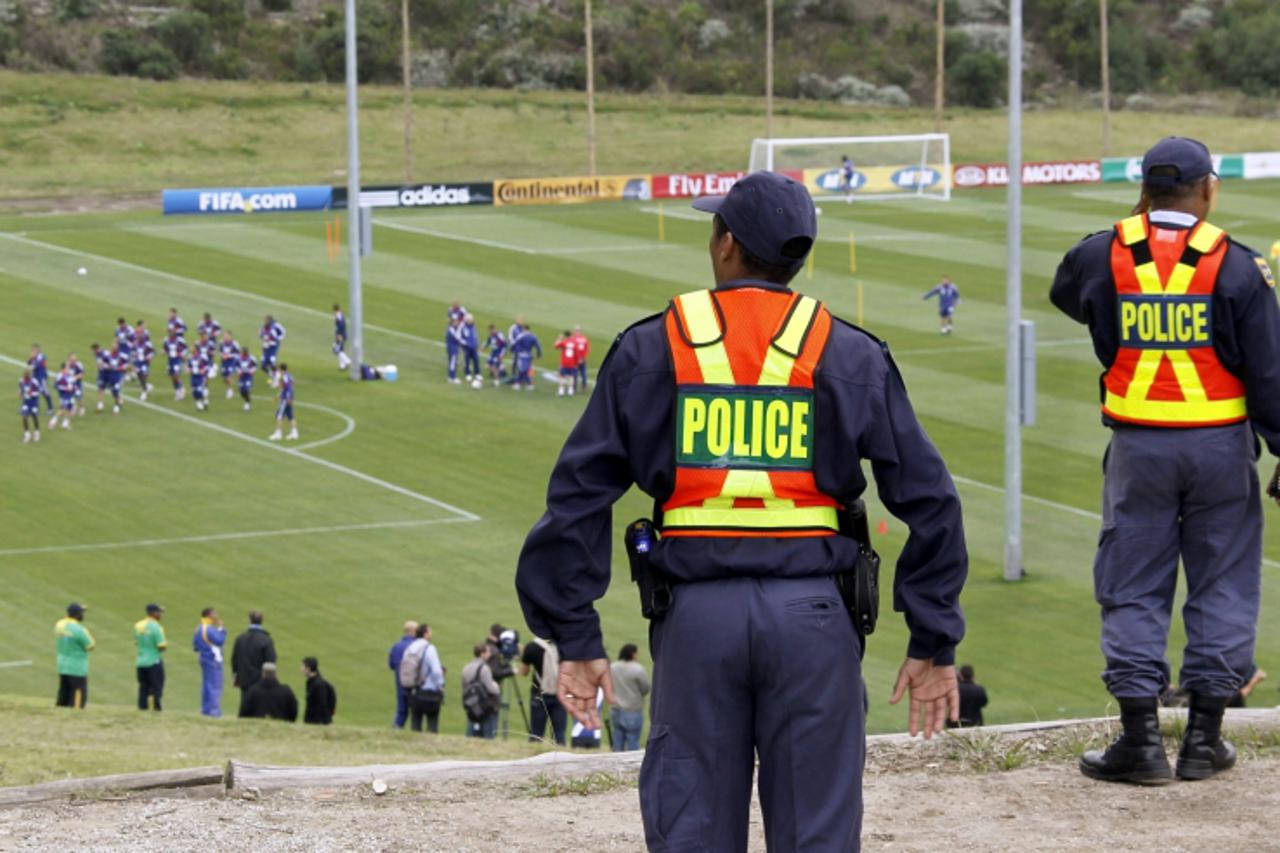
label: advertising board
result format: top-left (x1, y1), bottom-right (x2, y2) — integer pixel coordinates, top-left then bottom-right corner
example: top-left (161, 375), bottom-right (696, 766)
top-left (163, 186), bottom-right (333, 215)
top-left (953, 160), bottom-right (1101, 188)
top-left (333, 183), bottom-right (494, 209)
top-left (493, 175), bottom-right (652, 206)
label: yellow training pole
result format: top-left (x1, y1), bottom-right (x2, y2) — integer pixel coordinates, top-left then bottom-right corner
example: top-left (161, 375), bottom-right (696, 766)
top-left (849, 231), bottom-right (857, 274)
top-left (856, 280), bottom-right (864, 327)
top-left (658, 203), bottom-right (666, 242)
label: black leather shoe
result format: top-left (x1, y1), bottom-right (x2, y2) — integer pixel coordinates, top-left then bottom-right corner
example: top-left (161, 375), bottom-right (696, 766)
top-left (1079, 697), bottom-right (1172, 785)
top-left (1176, 694), bottom-right (1236, 781)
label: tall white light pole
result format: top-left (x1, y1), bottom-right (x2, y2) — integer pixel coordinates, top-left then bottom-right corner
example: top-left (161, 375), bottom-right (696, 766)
top-left (345, 0), bottom-right (364, 378)
top-left (1004, 0), bottom-right (1024, 581)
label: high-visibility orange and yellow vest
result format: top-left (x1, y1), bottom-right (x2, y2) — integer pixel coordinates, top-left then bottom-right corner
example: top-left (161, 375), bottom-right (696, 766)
top-left (1102, 214), bottom-right (1247, 428)
top-left (661, 286), bottom-right (840, 537)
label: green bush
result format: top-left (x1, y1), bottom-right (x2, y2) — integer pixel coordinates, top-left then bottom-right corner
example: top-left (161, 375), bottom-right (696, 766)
top-left (56, 0), bottom-right (99, 23)
top-left (210, 48), bottom-right (249, 80)
top-left (136, 44), bottom-right (180, 80)
top-left (0, 23), bottom-right (14, 65)
top-left (261, 0), bottom-right (293, 11)
top-left (949, 50), bottom-right (1004, 108)
top-left (155, 10), bottom-right (213, 70)
top-left (99, 29), bottom-right (179, 80)
top-left (191, 0), bottom-right (246, 42)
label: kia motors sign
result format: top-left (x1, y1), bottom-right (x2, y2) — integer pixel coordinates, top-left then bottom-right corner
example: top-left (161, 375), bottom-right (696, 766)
top-left (953, 160), bottom-right (1101, 188)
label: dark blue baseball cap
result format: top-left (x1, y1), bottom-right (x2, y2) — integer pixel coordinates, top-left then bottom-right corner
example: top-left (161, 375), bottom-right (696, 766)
top-left (692, 171), bottom-right (817, 272)
top-left (1142, 137), bottom-right (1215, 187)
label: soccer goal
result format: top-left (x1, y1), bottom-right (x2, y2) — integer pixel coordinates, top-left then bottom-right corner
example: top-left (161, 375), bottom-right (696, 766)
top-left (748, 133), bottom-right (951, 201)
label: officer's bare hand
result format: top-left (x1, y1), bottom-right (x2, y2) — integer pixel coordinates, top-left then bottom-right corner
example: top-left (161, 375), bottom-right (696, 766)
top-left (889, 657), bottom-right (959, 740)
top-left (557, 659), bottom-right (616, 730)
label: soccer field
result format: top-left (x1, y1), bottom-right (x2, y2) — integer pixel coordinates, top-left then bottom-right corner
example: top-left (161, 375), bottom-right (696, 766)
top-left (3, 181), bottom-right (1280, 736)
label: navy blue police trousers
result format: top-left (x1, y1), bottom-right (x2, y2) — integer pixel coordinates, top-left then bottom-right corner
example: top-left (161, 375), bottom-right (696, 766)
top-left (1094, 423), bottom-right (1261, 699)
top-left (641, 575), bottom-right (864, 852)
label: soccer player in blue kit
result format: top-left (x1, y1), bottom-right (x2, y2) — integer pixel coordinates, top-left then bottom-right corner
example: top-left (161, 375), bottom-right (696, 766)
top-left (922, 276), bottom-right (960, 334)
top-left (260, 315), bottom-right (286, 385)
top-left (236, 347), bottom-right (257, 412)
top-left (269, 364), bottom-right (298, 441)
top-left (68, 353), bottom-right (85, 416)
top-left (27, 344), bottom-right (54, 416)
top-left (198, 312), bottom-right (222, 345)
top-left (163, 332), bottom-right (187, 401)
top-left (90, 343), bottom-right (123, 415)
top-left (134, 333), bottom-right (155, 401)
top-left (333, 304), bottom-right (351, 371)
top-left (218, 331), bottom-right (240, 399)
top-left (167, 308), bottom-right (187, 340)
top-left (187, 346), bottom-right (212, 412)
top-left (461, 315), bottom-right (482, 385)
top-left (53, 363), bottom-right (75, 430)
top-left (509, 327), bottom-right (542, 391)
top-left (19, 369), bottom-right (41, 443)
top-left (484, 324), bottom-right (508, 387)
top-left (445, 316), bottom-right (464, 384)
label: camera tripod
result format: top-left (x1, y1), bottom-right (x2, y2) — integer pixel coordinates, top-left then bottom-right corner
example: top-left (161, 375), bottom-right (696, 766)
top-left (498, 673), bottom-right (529, 740)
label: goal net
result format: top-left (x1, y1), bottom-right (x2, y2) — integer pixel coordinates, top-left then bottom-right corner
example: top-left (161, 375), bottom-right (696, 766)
top-left (748, 134), bottom-right (951, 201)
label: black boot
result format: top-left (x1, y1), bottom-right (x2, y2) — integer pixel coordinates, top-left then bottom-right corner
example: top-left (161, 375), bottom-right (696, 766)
top-left (1176, 693), bottom-right (1236, 781)
top-left (1079, 697), bottom-right (1172, 785)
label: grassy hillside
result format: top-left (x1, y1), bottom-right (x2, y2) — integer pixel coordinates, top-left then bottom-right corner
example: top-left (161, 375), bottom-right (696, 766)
top-left (5, 72), bottom-right (1280, 202)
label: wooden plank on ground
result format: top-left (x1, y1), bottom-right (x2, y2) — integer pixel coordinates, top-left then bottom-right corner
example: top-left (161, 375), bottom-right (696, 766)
top-left (0, 766), bottom-right (224, 808)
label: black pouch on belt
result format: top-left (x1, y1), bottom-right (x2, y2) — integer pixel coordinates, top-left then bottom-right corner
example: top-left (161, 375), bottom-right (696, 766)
top-left (835, 499), bottom-right (881, 638)
top-left (626, 518), bottom-right (672, 621)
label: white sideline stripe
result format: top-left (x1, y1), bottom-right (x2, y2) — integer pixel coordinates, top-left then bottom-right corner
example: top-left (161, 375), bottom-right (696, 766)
top-left (892, 338), bottom-right (1092, 357)
top-left (951, 474), bottom-right (1280, 570)
top-left (0, 519), bottom-right (466, 558)
top-left (292, 401), bottom-right (355, 451)
top-left (0, 660), bottom-right (34, 669)
top-left (636, 205), bottom-right (924, 241)
top-left (375, 220), bottom-right (538, 255)
top-left (0, 353), bottom-right (480, 522)
top-left (0, 232), bottom-right (445, 350)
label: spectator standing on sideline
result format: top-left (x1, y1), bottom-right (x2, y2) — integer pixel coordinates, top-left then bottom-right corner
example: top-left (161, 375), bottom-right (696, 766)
top-left (951, 664), bottom-right (988, 728)
top-left (462, 643), bottom-right (502, 738)
top-left (192, 607), bottom-right (226, 717)
top-left (519, 636), bottom-right (566, 745)
top-left (134, 604), bottom-right (167, 711)
top-left (241, 662), bottom-right (298, 722)
top-left (232, 610), bottom-right (277, 717)
top-left (609, 644), bottom-right (650, 751)
top-left (55, 603), bottom-right (94, 709)
top-left (302, 657), bottom-right (337, 725)
top-left (388, 620), bottom-right (418, 728)
top-left (485, 623), bottom-right (514, 683)
top-left (403, 623), bottom-right (445, 734)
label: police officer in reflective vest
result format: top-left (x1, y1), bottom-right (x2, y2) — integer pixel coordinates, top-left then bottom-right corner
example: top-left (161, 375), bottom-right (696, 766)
top-left (516, 171), bottom-right (968, 850)
top-left (1051, 136), bottom-right (1280, 785)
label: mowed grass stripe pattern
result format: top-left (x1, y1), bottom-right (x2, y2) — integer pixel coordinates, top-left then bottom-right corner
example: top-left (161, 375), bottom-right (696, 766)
top-left (3, 181), bottom-right (1280, 734)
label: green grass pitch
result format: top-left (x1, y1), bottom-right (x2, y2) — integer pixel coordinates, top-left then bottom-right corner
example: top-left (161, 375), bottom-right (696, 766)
top-left (2, 181), bottom-right (1279, 736)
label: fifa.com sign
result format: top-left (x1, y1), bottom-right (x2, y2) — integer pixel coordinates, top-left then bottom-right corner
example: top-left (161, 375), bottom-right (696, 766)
top-left (163, 186), bottom-right (334, 215)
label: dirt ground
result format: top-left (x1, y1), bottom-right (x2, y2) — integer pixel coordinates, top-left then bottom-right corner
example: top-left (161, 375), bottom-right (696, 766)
top-left (2, 754), bottom-right (1279, 852)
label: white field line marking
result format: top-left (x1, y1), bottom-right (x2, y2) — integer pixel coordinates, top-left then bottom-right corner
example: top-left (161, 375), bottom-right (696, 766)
top-left (892, 338), bottom-right (1092, 357)
top-left (538, 244), bottom-right (677, 255)
top-left (638, 206), bottom-right (924, 241)
top-left (375, 220), bottom-right (539, 255)
top-left (951, 474), bottom-right (1280, 571)
top-left (0, 518), bottom-right (467, 558)
top-left (0, 353), bottom-right (479, 522)
top-left (0, 232), bottom-right (444, 350)
top-left (292, 401), bottom-right (355, 451)
top-left (0, 660), bottom-right (34, 669)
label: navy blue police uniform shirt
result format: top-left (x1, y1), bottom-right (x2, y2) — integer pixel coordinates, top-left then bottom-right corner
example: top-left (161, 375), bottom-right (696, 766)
top-left (515, 279), bottom-right (968, 665)
top-left (1049, 212), bottom-right (1280, 455)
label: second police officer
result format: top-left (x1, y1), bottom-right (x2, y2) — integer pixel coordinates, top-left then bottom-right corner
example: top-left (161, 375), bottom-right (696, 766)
top-left (516, 171), bottom-right (968, 850)
top-left (1051, 136), bottom-right (1280, 784)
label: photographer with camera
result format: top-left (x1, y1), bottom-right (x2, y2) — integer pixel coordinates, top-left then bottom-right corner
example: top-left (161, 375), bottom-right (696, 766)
top-left (485, 624), bottom-right (516, 682)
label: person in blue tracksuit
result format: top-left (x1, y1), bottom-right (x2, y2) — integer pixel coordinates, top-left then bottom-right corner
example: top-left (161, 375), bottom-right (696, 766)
top-left (445, 316), bottom-right (464, 384)
top-left (28, 344), bottom-right (54, 415)
top-left (509, 328), bottom-right (542, 391)
top-left (193, 608), bottom-right (227, 717)
top-left (922, 276), bottom-right (960, 334)
top-left (461, 315), bottom-right (481, 383)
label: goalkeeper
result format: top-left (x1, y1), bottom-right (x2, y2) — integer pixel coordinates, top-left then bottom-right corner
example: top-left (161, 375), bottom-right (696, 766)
top-left (922, 276), bottom-right (960, 335)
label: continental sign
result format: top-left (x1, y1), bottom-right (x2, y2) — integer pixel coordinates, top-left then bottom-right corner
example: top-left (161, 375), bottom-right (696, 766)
top-left (952, 160), bottom-right (1101, 188)
top-left (1119, 295), bottom-right (1211, 349)
top-left (677, 388), bottom-right (814, 470)
top-left (493, 174), bottom-right (652, 206)
top-left (802, 165), bottom-right (947, 196)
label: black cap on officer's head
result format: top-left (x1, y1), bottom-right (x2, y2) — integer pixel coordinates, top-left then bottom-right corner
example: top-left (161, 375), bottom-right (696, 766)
top-left (146, 603), bottom-right (164, 615)
top-left (1142, 137), bottom-right (1215, 188)
top-left (692, 171), bottom-right (817, 273)
top-left (67, 603), bottom-right (87, 617)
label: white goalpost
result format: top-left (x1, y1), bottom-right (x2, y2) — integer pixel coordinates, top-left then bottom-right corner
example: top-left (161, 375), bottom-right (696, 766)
top-left (748, 133), bottom-right (952, 201)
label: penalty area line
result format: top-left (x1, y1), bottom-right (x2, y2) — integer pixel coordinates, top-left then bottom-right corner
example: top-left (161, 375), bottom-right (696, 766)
top-left (0, 353), bottom-right (479, 523)
top-left (0, 518), bottom-right (468, 558)
top-left (0, 660), bottom-right (34, 669)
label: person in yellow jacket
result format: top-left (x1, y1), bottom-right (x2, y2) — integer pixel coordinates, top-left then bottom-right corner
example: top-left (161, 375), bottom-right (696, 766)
top-left (55, 603), bottom-right (94, 709)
